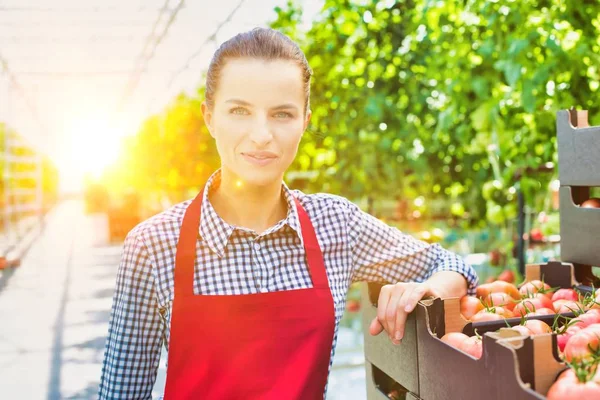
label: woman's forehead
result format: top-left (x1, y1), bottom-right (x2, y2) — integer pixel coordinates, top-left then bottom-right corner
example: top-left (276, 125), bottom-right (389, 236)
top-left (216, 58), bottom-right (304, 104)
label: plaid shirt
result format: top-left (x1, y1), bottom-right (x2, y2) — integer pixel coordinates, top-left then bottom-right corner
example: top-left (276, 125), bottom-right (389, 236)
top-left (99, 169), bottom-right (478, 399)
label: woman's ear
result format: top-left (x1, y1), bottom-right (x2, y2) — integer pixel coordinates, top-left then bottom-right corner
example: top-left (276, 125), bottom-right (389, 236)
top-left (303, 109), bottom-right (312, 131)
top-left (201, 101), bottom-right (215, 138)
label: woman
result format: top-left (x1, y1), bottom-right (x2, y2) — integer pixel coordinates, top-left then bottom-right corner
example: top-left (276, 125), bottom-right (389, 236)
top-left (99, 27), bottom-right (478, 399)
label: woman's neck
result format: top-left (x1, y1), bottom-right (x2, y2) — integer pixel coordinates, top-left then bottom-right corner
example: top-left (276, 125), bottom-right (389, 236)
top-left (209, 169), bottom-right (288, 235)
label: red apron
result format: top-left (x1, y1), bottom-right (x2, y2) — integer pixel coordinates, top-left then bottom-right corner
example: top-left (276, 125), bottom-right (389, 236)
top-left (163, 188), bottom-right (336, 399)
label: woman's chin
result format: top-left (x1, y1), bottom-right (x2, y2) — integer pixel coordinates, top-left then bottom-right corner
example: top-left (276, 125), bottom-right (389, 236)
top-left (229, 168), bottom-right (283, 189)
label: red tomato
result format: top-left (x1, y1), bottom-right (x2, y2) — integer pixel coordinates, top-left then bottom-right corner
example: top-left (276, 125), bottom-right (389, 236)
top-left (552, 288), bottom-right (579, 303)
top-left (555, 300), bottom-right (584, 314)
top-left (492, 280), bottom-right (521, 299)
top-left (440, 332), bottom-right (482, 359)
top-left (460, 296), bottom-right (485, 320)
top-left (523, 319), bottom-right (552, 335)
top-left (513, 298), bottom-right (548, 316)
top-left (471, 310), bottom-right (505, 322)
top-left (571, 312), bottom-right (600, 329)
top-left (553, 299), bottom-right (570, 311)
top-left (526, 307), bottom-right (555, 316)
top-left (497, 269), bottom-right (515, 283)
top-left (584, 323), bottom-right (600, 334)
top-left (527, 293), bottom-right (555, 309)
top-left (519, 280), bottom-right (552, 298)
top-left (557, 326), bottom-right (583, 353)
top-left (563, 326), bottom-right (600, 362)
top-left (588, 294), bottom-right (600, 310)
top-left (493, 306), bottom-right (514, 318)
top-left (510, 325), bottom-right (532, 336)
top-left (547, 368), bottom-right (600, 399)
top-left (460, 336), bottom-right (483, 359)
top-left (484, 292), bottom-right (516, 311)
top-left (441, 332), bottom-right (469, 348)
top-left (476, 281), bottom-right (520, 300)
top-left (346, 300), bottom-right (360, 312)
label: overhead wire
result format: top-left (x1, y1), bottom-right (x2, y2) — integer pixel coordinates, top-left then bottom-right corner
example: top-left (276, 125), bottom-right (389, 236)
top-left (147, 0), bottom-right (246, 111)
top-left (116, 0), bottom-right (186, 112)
top-left (0, 52), bottom-right (48, 148)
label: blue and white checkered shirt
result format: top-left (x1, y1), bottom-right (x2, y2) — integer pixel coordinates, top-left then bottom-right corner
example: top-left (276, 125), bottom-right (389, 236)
top-left (99, 169), bottom-right (478, 399)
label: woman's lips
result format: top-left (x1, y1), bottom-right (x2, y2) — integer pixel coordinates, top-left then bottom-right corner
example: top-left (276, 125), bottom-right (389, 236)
top-left (241, 152), bottom-right (277, 166)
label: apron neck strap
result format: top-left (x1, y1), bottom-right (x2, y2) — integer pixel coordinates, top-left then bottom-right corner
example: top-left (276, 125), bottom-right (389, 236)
top-left (174, 189), bottom-right (329, 297)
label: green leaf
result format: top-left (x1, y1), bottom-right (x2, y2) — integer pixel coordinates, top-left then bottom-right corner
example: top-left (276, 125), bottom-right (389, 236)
top-left (504, 61), bottom-right (522, 87)
top-left (522, 79), bottom-right (536, 113)
top-left (507, 38), bottom-right (529, 58)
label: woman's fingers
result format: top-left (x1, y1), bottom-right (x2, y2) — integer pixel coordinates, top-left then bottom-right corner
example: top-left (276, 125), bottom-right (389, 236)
top-left (369, 283), bottom-right (430, 345)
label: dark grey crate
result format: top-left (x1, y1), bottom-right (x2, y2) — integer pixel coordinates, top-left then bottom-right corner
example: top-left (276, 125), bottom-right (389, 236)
top-left (559, 186), bottom-right (600, 266)
top-left (556, 109), bottom-right (600, 186)
top-left (360, 283), bottom-right (420, 396)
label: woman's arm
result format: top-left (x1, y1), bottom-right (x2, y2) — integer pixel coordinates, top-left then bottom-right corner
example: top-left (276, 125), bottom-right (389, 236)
top-left (98, 231), bottom-right (164, 400)
top-left (346, 201), bottom-right (478, 344)
top-left (347, 201), bottom-right (478, 292)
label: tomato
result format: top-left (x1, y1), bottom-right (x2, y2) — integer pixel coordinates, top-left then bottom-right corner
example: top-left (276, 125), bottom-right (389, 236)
top-left (563, 326), bottom-right (600, 362)
top-left (476, 281), bottom-right (520, 300)
top-left (555, 300), bottom-right (584, 314)
top-left (440, 332), bottom-right (482, 359)
top-left (571, 312), bottom-right (600, 329)
top-left (471, 310), bottom-right (505, 322)
top-left (553, 299), bottom-right (570, 311)
top-left (557, 326), bottom-right (583, 353)
top-left (513, 298), bottom-right (548, 316)
top-left (584, 323), bottom-right (600, 334)
top-left (460, 296), bottom-right (485, 320)
top-left (492, 281), bottom-right (521, 299)
top-left (482, 180), bottom-right (504, 202)
top-left (526, 307), bottom-right (555, 316)
top-left (552, 288), bottom-right (580, 303)
top-left (587, 294), bottom-right (600, 310)
top-left (523, 319), bottom-right (552, 335)
top-left (547, 368), bottom-right (600, 400)
top-left (483, 292), bottom-right (516, 311)
top-left (527, 293), bottom-right (555, 309)
top-left (441, 332), bottom-right (469, 348)
top-left (460, 336), bottom-right (483, 359)
top-left (346, 300), bottom-right (360, 312)
top-left (519, 280), bottom-right (552, 298)
top-left (510, 325), bottom-right (532, 336)
top-left (497, 269), bottom-right (515, 283)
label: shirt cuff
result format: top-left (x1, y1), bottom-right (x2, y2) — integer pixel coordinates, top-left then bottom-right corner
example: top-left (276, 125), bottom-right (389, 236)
top-left (428, 244), bottom-right (479, 296)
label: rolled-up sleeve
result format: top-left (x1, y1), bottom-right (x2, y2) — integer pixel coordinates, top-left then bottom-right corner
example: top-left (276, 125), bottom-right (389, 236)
top-left (347, 202), bottom-right (478, 295)
top-left (99, 230), bottom-right (164, 399)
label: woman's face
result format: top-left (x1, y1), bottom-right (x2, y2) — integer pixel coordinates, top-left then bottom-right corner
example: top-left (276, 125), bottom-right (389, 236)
top-left (202, 58), bottom-right (311, 187)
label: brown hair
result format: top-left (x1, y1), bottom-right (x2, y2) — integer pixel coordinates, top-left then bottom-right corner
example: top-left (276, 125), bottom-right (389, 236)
top-left (205, 27), bottom-right (312, 114)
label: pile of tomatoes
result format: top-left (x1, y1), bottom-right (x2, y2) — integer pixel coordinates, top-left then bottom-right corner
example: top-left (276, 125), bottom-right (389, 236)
top-left (460, 279), bottom-right (600, 322)
top-left (451, 278), bottom-right (600, 397)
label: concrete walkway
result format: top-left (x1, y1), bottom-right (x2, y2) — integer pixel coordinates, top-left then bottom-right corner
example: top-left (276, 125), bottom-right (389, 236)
top-left (0, 200), bottom-right (367, 399)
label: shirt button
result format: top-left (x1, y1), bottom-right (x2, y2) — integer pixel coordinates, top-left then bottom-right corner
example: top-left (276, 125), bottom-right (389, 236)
top-left (254, 242), bottom-right (261, 250)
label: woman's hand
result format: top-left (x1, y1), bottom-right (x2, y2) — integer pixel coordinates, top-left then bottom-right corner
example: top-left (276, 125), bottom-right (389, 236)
top-left (368, 272), bottom-right (468, 345)
top-left (368, 282), bottom-right (438, 345)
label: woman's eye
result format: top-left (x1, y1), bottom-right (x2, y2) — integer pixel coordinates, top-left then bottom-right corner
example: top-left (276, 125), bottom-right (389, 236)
top-left (274, 112), bottom-right (293, 119)
top-left (231, 107), bottom-right (248, 115)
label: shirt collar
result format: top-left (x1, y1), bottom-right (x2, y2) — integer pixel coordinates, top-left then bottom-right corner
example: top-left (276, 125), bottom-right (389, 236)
top-left (199, 169), bottom-right (303, 258)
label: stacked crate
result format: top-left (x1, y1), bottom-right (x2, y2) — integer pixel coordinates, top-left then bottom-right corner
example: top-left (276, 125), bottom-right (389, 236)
top-left (556, 109), bottom-right (600, 282)
top-left (360, 109), bottom-right (600, 399)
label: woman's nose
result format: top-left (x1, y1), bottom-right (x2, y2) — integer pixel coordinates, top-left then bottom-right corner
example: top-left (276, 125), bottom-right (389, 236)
top-left (249, 118), bottom-right (273, 145)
